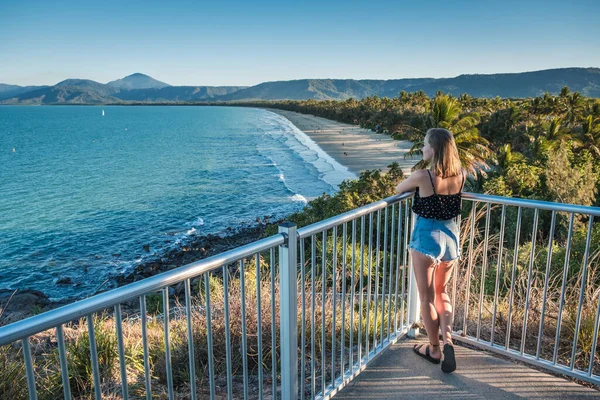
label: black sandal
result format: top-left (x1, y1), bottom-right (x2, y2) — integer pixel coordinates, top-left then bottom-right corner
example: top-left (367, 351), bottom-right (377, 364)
top-left (441, 343), bottom-right (456, 373)
top-left (413, 343), bottom-right (441, 365)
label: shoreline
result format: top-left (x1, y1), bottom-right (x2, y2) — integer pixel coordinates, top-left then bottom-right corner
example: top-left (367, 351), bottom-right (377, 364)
top-left (0, 109), bottom-right (418, 325)
top-left (266, 109), bottom-right (418, 177)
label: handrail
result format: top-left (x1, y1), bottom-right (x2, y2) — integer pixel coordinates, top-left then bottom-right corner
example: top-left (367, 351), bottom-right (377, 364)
top-left (463, 192), bottom-right (600, 216)
top-left (297, 192), bottom-right (412, 239)
top-left (0, 233), bottom-right (284, 346)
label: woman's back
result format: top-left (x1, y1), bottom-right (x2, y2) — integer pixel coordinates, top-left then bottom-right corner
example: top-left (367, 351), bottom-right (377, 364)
top-left (417, 170), bottom-right (465, 198)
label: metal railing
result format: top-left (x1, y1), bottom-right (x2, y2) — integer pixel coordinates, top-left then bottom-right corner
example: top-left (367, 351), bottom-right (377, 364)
top-left (0, 233), bottom-right (286, 400)
top-left (452, 193), bottom-right (600, 386)
top-left (0, 192), bottom-right (417, 400)
top-left (293, 192), bottom-right (417, 399)
top-left (1, 191), bottom-right (599, 399)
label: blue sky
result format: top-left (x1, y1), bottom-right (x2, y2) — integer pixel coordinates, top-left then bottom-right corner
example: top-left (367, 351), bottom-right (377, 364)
top-left (1, 0), bottom-right (599, 86)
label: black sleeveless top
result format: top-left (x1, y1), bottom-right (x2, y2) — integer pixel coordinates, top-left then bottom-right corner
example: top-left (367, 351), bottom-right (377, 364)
top-left (412, 170), bottom-right (465, 220)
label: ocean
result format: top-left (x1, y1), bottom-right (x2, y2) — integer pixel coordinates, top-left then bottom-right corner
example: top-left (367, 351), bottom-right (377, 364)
top-left (0, 105), bottom-right (355, 299)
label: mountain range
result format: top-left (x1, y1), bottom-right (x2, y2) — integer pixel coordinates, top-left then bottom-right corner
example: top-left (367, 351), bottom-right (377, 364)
top-left (1, 68), bottom-right (599, 105)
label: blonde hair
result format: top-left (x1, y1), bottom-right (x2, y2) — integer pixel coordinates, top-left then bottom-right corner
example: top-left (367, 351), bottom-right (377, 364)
top-left (425, 128), bottom-right (462, 178)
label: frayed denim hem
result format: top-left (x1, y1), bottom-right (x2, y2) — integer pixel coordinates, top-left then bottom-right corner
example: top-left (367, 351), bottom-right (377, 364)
top-left (409, 246), bottom-right (461, 266)
top-left (408, 246), bottom-right (441, 267)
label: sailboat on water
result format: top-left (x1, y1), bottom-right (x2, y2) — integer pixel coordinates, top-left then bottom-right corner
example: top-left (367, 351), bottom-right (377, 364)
top-left (102, 109), bottom-right (105, 116)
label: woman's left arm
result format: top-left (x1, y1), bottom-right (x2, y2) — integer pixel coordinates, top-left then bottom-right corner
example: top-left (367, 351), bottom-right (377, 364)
top-left (395, 170), bottom-right (423, 194)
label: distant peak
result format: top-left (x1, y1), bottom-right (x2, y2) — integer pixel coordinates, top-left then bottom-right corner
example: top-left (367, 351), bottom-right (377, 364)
top-left (55, 78), bottom-right (102, 86)
top-left (107, 73), bottom-right (170, 89)
top-left (126, 73), bottom-right (150, 78)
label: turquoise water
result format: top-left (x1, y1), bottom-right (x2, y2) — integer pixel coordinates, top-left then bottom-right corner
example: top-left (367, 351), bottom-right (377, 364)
top-left (0, 106), bottom-right (355, 299)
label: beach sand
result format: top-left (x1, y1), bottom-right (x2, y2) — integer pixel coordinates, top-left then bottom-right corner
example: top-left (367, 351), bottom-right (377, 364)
top-left (267, 109), bottom-right (420, 177)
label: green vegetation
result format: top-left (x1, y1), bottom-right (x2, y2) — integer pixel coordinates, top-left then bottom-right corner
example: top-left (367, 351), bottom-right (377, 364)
top-left (242, 87), bottom-right (600, 209)
top-left (264, 163), bottom-right (404, 236)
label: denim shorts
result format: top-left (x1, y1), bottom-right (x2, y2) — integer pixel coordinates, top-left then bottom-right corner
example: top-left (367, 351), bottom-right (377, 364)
top-left (408, 216), bottom-right (461, 264)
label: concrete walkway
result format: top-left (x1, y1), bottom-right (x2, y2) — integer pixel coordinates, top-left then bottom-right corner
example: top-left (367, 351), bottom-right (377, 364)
top-left (334, 338), bottom-right (599, 399)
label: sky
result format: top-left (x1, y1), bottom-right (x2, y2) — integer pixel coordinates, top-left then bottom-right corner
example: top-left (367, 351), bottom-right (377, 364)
top-left (1, 0), bottom-right (599, 87)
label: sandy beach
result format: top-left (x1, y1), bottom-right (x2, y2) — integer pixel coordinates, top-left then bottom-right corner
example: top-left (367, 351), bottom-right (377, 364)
top-left (267, 109), bottom-right (419, 177)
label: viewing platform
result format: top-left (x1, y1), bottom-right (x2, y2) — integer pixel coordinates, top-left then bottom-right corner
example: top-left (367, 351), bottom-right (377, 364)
top-left (1, 191), bottom-right (599, 399)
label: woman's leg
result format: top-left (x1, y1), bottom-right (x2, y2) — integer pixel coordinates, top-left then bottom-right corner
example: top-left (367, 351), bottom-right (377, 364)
top-left (412, 250), bottom-right (441, 359)
top-left (434, 260), bottom-right (455, 345)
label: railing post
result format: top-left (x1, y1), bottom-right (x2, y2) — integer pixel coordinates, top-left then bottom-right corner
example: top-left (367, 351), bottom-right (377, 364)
top-left (279, 222), bottom-right (298, 400)
top-left (407, 211), bottom-right (420, 337)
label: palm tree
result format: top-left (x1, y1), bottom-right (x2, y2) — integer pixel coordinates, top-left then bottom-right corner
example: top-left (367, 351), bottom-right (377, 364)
top-left (534, 116), bottom-right (582, 156)
top-left (562, 92), bottom-right (584, 124)
top-left (559, 86), bottom-right (571, 98)
top-left (409, 90), bottom-right (430, 110)
top-left (405, 94), bottom-right (491, 174)
top-left (580, 115), bottom-right (600, 157)
top-left (546, 117), bottom-right (567, 141)
top-left (497, 144), bottom-right (526, 172)
top-left (593, 100), bottom-right (600, 117)
top-left (540, 92), bottom-right (562, 116)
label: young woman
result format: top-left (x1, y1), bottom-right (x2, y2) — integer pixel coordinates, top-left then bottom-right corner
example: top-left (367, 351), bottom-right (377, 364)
top-left (394, 128), bottom-right (464, 373)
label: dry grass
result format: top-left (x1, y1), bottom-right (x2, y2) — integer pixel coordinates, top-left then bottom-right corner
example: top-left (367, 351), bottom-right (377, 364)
top-left (0, 225), bottom-right (411, 400)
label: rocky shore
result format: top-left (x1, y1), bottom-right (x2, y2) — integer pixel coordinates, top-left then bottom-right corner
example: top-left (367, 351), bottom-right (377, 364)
top-left (0, 216), bottom-right (283, 327)
top-left (113, 216), bottom-right (281, 287)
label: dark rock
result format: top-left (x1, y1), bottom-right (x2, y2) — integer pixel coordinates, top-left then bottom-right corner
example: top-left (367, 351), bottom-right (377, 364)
top-left (56, 277), bottom-right (72, 285)
top-left (105, 217), bottom-right (279, 297)
top-left (0, 289), bottom-right (50, 313)
top-left (181, 253), bottom-right (196, 265)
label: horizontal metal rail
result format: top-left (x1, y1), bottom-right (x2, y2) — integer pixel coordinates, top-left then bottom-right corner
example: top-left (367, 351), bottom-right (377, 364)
top-left (463, 192), bottom-right (600, 216)
top-left (453, 335), bottom-right (600, 385)
top-left (0, 233), bottom-right (284, 346)
top-left (297, 193), bottom-right (413, 239)
top-left (6, 191), bottom-right (590, 346)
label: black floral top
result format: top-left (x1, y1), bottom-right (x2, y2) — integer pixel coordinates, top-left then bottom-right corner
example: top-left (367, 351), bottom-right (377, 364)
top-left (412, 170), bottom-right (465, 220)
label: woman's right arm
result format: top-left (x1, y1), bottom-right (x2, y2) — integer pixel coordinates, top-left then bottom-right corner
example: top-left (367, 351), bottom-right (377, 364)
top-left (395, 170), bottom-right (424, 194)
